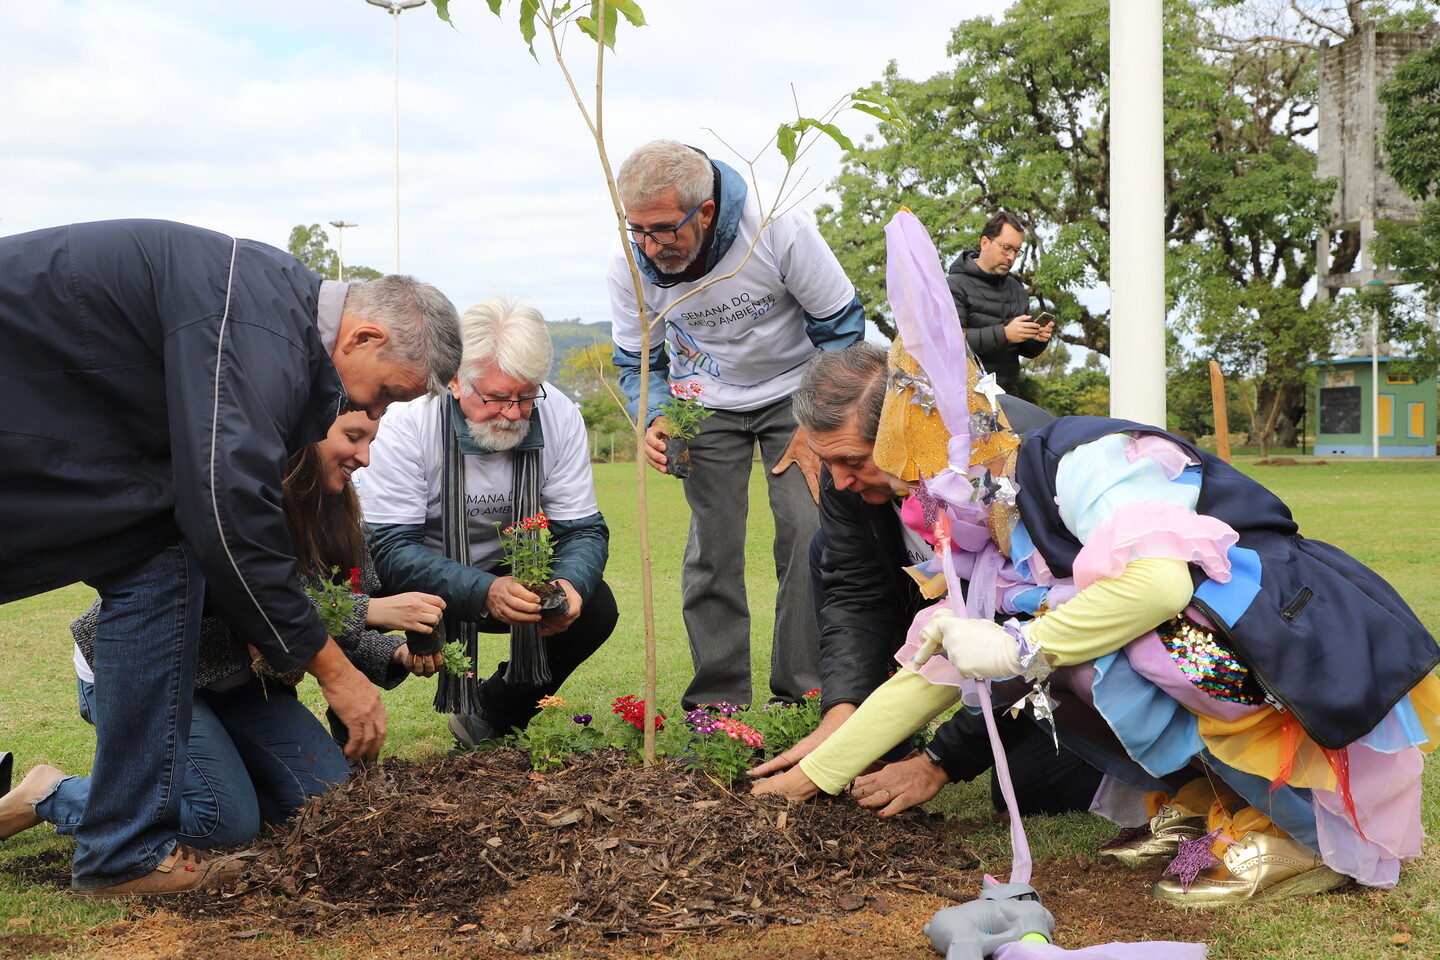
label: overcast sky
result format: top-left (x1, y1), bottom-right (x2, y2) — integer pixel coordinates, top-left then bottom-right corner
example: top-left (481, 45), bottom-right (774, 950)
top-left (1, 0), bottom-right (1005, 326)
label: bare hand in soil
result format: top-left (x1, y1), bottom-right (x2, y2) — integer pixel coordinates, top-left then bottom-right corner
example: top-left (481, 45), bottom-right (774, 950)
top-left (366, 591), bottom-right (446, 633)
top-left (644, 416), bottom-right (671, 473)
top-left (749, 763), bottom-right (821, 802)
top-left (485, 575), bottom-right (543, 625)
top-left (851, 753), bottom-right (949, 817)
top-left (392, 644), bottom-right (444, 678)
top-left (747, 703), bottom-right (856, 777)
top-left (770, 426), bottom-right (821, 503)
top-left (306, 639), bottom-right (387, 762)
top-left (538, 578), bottom-right (582, 636)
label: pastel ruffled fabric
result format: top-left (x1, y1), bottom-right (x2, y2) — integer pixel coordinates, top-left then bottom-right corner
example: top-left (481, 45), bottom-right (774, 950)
top-left (1060, 433), bottom-right (1439, 888)
top-left (900, 427), bottom-right (1439, 889)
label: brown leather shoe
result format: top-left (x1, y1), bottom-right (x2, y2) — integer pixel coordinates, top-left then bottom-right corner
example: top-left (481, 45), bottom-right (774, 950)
top-left (1151, 830), bottom-right (1348, 905)
top-left (74, 843), bottom-right (243, 898)
top-left (1099, 804), bottom-right (1207, 866)
top-left (0, 764), bottom-right (66, 840)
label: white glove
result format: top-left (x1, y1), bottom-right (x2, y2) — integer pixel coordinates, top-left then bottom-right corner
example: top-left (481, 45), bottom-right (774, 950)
top-left (918, 610), bottom-right (1023, 679)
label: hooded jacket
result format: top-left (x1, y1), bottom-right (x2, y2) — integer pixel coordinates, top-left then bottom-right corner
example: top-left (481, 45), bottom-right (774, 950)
top-left (945, 249), bottom-right (1044, 393)
top-left (0, 219), bottom-right (343, 670)
top-left (611, 156), bottom-right (865, 423)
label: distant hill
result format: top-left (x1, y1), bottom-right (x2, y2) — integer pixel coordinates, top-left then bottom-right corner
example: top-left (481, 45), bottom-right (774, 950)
top-left (547, 319), bottom-right (612, 360)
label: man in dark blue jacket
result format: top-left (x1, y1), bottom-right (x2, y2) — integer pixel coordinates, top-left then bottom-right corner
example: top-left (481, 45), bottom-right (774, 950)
top-left (751, 343), bottom-right (1100, 817)
top-left (0, 220), bottom-right (461, 895)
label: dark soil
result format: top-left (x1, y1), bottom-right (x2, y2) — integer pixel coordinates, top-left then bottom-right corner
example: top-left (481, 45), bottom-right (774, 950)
top-left (16, 749), bottom-right (1224, 957)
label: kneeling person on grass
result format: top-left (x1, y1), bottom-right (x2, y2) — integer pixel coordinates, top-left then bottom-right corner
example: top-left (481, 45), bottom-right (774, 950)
top-left (359, 297), bottom-right (618, 747)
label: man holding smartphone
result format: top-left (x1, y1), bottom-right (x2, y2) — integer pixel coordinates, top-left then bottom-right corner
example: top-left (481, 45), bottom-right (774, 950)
top-left (945, 212), bottom-right (1054, 394)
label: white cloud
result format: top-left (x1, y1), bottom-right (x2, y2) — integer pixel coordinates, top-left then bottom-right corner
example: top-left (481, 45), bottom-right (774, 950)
top-left (2, 0), bottom-right (999, 324)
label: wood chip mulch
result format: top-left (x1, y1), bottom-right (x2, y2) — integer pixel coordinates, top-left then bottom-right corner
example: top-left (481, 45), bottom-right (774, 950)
top-left (177, 748), bottom-right (980, 943)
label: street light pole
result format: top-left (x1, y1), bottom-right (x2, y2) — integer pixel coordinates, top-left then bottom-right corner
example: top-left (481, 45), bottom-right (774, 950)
top-left (365, 0), bottom-right (425, 274)
top-left (328, 220), bottom-right (359, 282)
top-left (1365, 278), bottom-right (1388, 459)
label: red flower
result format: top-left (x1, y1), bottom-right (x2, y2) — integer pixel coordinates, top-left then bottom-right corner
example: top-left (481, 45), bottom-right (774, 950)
top-left (805, 688), bottom-right (820, 698)
top-left (348, 567), bottom-right (363, 594)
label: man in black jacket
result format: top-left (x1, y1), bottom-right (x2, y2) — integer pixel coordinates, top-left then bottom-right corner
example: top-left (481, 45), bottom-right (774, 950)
top-left (946, 212), bottom-right (1053, 394)
top-left (0, 220), bottom-right (460, 896)
top-left (750, 343), bottom-right (1099, 818)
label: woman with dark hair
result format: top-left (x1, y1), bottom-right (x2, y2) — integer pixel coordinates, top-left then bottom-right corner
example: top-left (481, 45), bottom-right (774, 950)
top-left (1, 412), bottom-right (445, 853)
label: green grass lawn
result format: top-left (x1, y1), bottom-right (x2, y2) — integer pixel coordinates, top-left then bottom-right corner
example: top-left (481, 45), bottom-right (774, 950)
top-left (2, 455), bottom-right (1438, 957)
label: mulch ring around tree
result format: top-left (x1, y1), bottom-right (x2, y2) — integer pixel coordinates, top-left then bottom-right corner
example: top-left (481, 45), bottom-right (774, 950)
top-left (16, 749), bottom-right (1223, 957)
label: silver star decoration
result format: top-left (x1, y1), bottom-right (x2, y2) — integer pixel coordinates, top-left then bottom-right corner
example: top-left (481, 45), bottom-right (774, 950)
top-left (911, 381), bottom-right (937, 416)
top-left (993, 476), bottom-right (1018, 506)
top-left (974, 372), bottom-right (1006, 412)
top-left (892, 368), bottom-right (938, 416)
top-left (971, 410), bottom-right (1003, 435)
top-left (1009, 681), bottom-right (1060, 750)
top-left (975, 470), bottom-right (1003, 505)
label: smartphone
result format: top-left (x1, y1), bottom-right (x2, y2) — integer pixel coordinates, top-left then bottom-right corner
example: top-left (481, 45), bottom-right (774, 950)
top-left (1036, 311), bottom-right (1057, 325)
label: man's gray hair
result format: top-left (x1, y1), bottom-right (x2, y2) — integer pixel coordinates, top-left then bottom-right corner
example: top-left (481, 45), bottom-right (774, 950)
top-left (617, 140), bottom-right (714, 212)
top-left (455, 296), bottom-right (553, 391)
top-left (344, 275), bottom-right (462, 394)
top-left (793, 342), bottom-right (888, 443)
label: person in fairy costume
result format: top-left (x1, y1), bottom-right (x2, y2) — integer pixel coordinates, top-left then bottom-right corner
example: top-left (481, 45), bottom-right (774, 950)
top-left (755, 210), bottom-right (1440, 904)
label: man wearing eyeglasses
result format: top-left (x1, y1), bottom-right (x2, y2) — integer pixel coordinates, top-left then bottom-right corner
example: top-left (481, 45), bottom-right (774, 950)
top-left (945, 212), bottom-right (1054, 395)
top-left (359, 297), bottom-right (616, 744)
top-left (608, 139), bottom-right (866, 712)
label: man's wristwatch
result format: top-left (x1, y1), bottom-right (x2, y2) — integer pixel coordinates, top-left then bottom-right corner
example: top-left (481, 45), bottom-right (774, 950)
top-left (924, 745), bottom-right (955, 781)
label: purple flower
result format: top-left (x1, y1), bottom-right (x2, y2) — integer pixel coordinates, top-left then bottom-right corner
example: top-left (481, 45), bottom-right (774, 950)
top-left (685, 708), bottom-right (718, 736)
top-left (573, 714), bottom-right (593, 726)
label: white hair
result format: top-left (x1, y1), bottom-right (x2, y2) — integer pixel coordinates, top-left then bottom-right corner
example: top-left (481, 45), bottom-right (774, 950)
top-left (455, 296), bottom-right (553, 389)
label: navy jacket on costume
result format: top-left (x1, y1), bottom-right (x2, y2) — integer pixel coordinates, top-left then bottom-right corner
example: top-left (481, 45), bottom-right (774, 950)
top-left (1016, 417), bottom-right (1440, 750)
top-left (0, 219), bottom-right (344, 671)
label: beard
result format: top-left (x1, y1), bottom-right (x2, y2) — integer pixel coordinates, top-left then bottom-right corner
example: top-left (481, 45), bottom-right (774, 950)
top-left (651, 221), bottom-right (705, 275)
top-left (466, 416), bottom-right (530, 451)
top-left (652, 245), bottom-right (700, 275)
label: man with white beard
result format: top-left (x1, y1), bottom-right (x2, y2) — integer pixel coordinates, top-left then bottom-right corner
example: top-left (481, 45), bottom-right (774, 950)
top-left (359, 297), bottom-right (616, 744)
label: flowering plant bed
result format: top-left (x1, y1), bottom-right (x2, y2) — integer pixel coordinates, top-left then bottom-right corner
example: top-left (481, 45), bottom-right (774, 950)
top-left (492, 692), bottom-right (824, 785)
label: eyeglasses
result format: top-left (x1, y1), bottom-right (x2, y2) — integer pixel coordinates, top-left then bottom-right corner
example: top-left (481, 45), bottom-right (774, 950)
top-left (474, 386), bottom-right (546, 412)
top-left (990, 239), bottom-right (1024, 258)
top-left (627, 201), bottom-right (705, 246)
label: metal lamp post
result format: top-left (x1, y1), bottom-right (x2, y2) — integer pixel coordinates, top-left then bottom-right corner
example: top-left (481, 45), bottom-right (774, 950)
top-left (365, 0), bottom-right (425, 273)
top-left (328, 220), bottom-right (358, 281)
top-left (1365, 278), bottom-right (1388, 458)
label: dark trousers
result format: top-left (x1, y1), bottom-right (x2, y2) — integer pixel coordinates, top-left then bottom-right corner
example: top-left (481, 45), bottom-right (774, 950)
top-left (478, 579), bottom-right (619, 732)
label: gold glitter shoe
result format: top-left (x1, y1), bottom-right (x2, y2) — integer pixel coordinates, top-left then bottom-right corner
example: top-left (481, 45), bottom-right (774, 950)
top-left (1099, 804), bottom-right (1207, 866)
top-left (1151, 831), bottom-right (1348, 905)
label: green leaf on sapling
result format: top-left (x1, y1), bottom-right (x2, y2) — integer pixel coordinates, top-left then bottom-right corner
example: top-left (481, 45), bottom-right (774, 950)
top-left (776, 123), bottom-right (799, 164)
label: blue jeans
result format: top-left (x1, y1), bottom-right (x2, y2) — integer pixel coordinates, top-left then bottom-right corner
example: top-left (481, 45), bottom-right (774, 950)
top-left (69, 542), bottom-right (204, 889)
top-left (39, 677), bottom-right (349, 849)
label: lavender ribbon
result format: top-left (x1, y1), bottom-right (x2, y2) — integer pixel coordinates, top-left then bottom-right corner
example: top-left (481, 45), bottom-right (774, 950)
top-left (886, 208), bottom-right (1031, 886)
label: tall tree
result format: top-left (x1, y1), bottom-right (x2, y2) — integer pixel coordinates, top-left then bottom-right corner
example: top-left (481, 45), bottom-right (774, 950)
top-left (286, 224), bottom-right (382, 282)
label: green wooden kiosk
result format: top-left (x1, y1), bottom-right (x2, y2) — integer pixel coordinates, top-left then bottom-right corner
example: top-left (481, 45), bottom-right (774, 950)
top-left (1312, 357), bottom-right (1436, 456)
